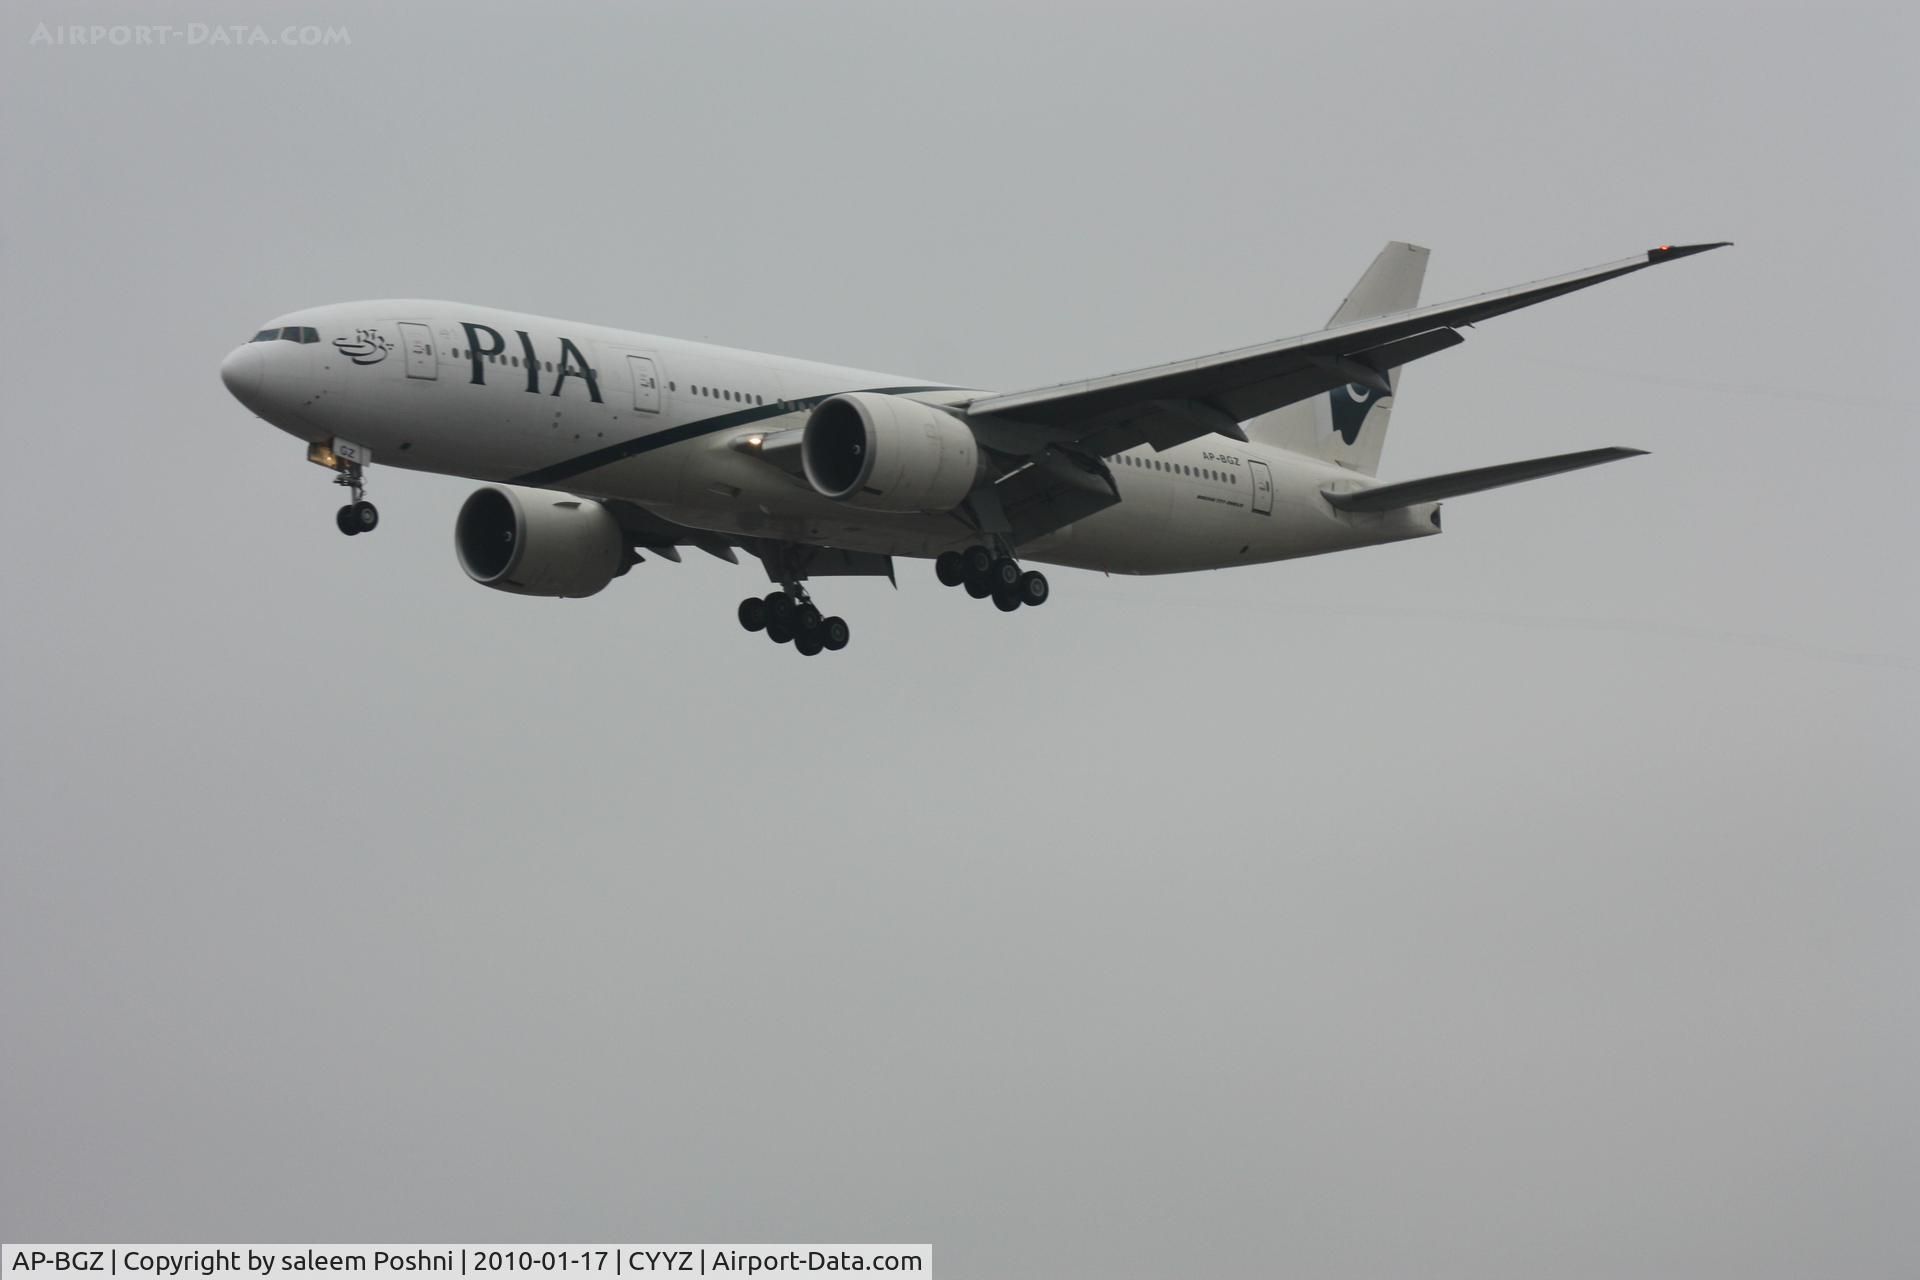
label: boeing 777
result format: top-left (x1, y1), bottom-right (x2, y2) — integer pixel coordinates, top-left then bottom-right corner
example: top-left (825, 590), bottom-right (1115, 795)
top-left (219, 241), bottom-right (1729, 654)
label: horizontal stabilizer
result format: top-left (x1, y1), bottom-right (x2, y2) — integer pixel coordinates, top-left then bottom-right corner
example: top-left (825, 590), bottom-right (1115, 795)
top-left (1322, 446), bottom-right (1647, 512)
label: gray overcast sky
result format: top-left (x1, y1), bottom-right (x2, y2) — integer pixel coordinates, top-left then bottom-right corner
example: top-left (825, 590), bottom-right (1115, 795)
top-left (3, 2), bottom-right (1915, 1275)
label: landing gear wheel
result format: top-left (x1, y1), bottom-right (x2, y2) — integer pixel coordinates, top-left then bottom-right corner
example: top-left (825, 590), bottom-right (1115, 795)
top-left (1018, 570), bottom-right (1049, 607)
top-left (964, 574), bottom-right (993, 599)
top-left (993, 589), bottom-right (1022, 612)
top-left (935, 551), bottom-right (965, 587)
top-left (766, 621), bottom-right (794, 645)
top-left (764, 591), bottom-right (795, 627)
top-left (795, 603), bottom-right (822, 633)
top-left (960, 546), bottom-right (994, 579)
top-left (989, 557), bottom-right (1021, 591)
top-left (822, 617), bottom-right (850, 651)
top-left (352, 501), bottom-right (379, 533)
top-left (335, 505), bottom-right (362, 536)
top-left (738, 597), bottom-right (768, 632)
top-left (794, 631), bottom-right (825, 657)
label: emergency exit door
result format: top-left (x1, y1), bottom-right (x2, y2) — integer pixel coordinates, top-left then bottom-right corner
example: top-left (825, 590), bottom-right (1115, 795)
top-left (627, 355), bottom-right (660, 413)
top-left (1247, 458), bottom-right (1274, 515)
top-left (398, 322), bottom-right (436, 379)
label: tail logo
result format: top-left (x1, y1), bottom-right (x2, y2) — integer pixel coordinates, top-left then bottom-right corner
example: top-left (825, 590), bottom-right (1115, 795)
top-left (1330, 381), bottom-right (1388, 446)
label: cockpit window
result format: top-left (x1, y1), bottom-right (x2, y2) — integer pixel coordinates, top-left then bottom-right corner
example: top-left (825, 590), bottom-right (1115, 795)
top-left (253, 329), bottom-right (279, 342)
top-left (300, 326), bottom-right (319, 343)
top-left (280, 326), bottom-right (303, 342)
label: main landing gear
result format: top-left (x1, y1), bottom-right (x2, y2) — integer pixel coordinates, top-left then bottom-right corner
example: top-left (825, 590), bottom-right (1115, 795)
top-left (736, 583), bottom-right (851, 657)
top-left (935, 546), bottom-right (1048, 612)
top-left (332, 459), bottom-right (379, 536)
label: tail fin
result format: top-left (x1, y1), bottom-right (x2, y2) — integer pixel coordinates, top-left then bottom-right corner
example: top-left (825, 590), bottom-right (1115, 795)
top-left (1245, 241), bottom-right (1429, 475)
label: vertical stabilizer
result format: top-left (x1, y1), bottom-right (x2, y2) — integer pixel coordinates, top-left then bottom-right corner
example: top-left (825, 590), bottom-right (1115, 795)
top-left (1245, 241), bottom-right (1428, 475)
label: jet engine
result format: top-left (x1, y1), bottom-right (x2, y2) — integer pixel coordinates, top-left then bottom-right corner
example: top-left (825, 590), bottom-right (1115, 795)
top-left (801, 393), bottom-right (983, 513)
top-left (455, 484), bottom-right (626, 598)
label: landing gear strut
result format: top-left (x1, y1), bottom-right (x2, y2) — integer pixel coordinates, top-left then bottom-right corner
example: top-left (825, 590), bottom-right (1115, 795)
top-left (737, 581), bottom-right (849, 657)
top-left (936, 546), bottom-right (1048, 613)
top-left (331, 459), bottom-right (378, 536)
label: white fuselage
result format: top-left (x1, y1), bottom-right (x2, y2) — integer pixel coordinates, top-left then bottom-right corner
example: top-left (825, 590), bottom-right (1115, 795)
top-left (220, 300), bottom-right (1438, 574)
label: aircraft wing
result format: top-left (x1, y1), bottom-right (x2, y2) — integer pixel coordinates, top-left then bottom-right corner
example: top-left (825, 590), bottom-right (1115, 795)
top-left (965, 243), bottom-right (1730, 456)
top-left (604, 496), bottom-right (896, 582)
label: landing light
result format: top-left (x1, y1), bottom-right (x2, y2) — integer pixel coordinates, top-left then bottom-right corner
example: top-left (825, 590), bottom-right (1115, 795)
top-left (307, 441), bottom-right (343, 471)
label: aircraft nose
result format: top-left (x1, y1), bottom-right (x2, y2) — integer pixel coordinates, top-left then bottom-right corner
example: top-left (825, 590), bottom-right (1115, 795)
top-left (220, 343), bottom-right (263, 404)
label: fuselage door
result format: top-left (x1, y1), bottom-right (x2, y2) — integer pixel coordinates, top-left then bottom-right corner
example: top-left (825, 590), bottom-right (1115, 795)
top-left (1247, 458), bottom-right (1274, 516)
top-left (398, 322), bottom-right (436, 380)
top-left (627, 354), bottom-right (661, 413)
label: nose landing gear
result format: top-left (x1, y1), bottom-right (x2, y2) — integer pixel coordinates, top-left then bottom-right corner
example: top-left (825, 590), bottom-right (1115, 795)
top-left (334, 464), bottom-right (378, 536)
top-left (936, 546), bottom-right (1048, 613)
top-left (311, 439), bottom-right (379, 536)
top-left (737, 582), bottom-right (850, 657)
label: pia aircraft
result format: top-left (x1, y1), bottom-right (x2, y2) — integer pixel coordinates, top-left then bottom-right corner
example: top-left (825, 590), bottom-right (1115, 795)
top-left (220, 241), bottom-right (1727, 654)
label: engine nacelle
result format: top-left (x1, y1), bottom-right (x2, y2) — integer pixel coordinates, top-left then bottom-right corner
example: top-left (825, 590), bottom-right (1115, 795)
top-left (455, 484), bottom-right (625, 598)
top-left (801, 392), bottom-right (983, 513)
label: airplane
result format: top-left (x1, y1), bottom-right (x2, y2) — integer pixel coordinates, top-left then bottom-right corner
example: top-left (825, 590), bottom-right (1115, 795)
top-left (219, 240), bottom-right (1729, 655)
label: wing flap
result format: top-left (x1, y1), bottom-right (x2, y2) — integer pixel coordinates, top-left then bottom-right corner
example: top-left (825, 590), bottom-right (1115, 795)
top-left (1322, 447), bottom-right (1648, 513)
